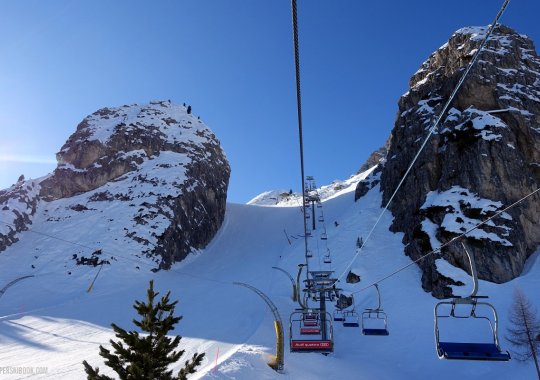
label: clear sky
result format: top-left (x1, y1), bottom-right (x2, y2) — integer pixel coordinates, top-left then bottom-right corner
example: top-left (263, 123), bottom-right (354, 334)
top-left (1, 0), bottom-right (539, 203)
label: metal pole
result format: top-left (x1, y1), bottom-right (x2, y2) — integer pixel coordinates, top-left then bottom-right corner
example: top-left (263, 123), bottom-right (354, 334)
top-left (311, 200), bottom-right (316, 231)
top-left (461, 242), bottom-right (479, 298)
top-left (232, 282), bottom-right (284, 371)
top-left (272, 266), bottom-right (297, 302)
top-left (296, 264), bottom-right (306, 309)
top-left (319, 289), bottom-right (327, 341)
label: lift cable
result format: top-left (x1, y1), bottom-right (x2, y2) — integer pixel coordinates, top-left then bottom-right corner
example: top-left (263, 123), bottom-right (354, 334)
top-left (291, 0), bottom-right (311, 275)
top-left (337, 0), bottom-right (511, 282)
top-left (350, 186), bottom-right (539, 296)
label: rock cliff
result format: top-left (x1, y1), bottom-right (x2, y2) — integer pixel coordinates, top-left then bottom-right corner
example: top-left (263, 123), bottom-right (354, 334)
top-left (0, 101), bottom-right (230, 269)
top-left (356, 25), bottom-right (540, 297)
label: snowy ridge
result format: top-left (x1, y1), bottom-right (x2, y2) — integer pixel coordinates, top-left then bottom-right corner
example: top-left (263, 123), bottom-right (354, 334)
top-left (67, 100), bottom-right (209, 151)
top-left (247, 167), bottom-right (376, 206)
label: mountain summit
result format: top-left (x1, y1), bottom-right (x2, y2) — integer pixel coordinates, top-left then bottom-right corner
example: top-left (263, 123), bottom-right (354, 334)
top-left (0, 100), bottom-right (230, 269)
top-left (357, 25), bottom-right (540, 297)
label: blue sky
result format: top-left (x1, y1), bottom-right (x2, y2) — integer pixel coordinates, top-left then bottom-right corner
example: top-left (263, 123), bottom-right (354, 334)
top-left (1, 0), bottom-right (538, 203)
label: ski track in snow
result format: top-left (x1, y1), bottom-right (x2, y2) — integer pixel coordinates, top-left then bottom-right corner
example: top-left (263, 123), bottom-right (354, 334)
top-left (0, 185), bottom-right (538, 379)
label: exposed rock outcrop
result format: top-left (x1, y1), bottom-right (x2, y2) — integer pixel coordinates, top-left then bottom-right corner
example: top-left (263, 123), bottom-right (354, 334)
top-left (357, 25), bottom-right (540, 297)
top-left (1, 101), bottom-right (230, 269)
top-left (0, 178), bottom-right (40, 252)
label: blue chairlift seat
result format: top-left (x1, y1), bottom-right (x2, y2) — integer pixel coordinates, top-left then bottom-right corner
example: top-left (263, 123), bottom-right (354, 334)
top-left (333, 309), bottom-right (344, 322)
top-left (363, 327), bottom-right (389, 336)
top-left (434, 297), bottom-right (511, 362)
top-left (362, 309), bottom-right (389, 336)
top-left (343, 311), bottom-right (359, 327)
top-left (437, 342), bottom-right (510, 361)
top-left (433, 244), bottom-right (511, 362)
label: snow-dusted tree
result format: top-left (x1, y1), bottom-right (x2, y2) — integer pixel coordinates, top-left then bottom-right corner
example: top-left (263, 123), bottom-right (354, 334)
top-left (506, 287), bottom-right (540, 379)
top-left (83, 280), bottom-right (205, 380)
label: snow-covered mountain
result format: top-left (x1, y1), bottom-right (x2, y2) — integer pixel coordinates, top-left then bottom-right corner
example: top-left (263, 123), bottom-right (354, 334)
top-left (0, 100), bottom-right (230, 269)
top-left (247, 168), bottom-right (377, 207)
top-left (357, 24), bottom-right (540, 297)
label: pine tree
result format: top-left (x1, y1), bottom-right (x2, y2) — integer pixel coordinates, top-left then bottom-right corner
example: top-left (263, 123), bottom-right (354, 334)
top-left (506, 287), bottom-right (540, 379)
top-left (83, 280), bottom-right (205, 379)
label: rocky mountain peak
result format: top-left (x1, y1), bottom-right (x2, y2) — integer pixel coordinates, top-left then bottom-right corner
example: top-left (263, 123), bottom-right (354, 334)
top-left (1, 101), bottom-right (230, 270)
top-left (40, 100), bottom-right (223, 200)
top-left (356, 24), bottom-right (540, 297)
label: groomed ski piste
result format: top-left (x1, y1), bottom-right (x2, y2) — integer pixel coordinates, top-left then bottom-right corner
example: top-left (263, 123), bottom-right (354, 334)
top-left (0, 171), bottom-right (538, 379)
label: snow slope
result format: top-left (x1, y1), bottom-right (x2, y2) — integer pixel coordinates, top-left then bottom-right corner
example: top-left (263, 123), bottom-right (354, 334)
top-left (0, 183), bottom-right (538, 379)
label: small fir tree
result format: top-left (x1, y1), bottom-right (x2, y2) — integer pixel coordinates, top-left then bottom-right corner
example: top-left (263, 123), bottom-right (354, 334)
top-left (506, 287), bottom-right (540, 379)
top-left (83, 280), bottom-right (204, 380)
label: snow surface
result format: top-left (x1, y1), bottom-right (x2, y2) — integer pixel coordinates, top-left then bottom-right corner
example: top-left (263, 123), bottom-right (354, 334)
top-left (74, 101), bottom-right (209, 147)
top-left (0, 181), bottom-right (538, 379)
top-left (421, 186), bottom-right (513, 247)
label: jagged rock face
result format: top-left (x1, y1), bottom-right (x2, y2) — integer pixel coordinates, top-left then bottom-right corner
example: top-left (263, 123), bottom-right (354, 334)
top-left (360, 25), bottom-right (540, 297)
top-left (0, 178), bottom-right (40, 252)
top-left (1, 101), bottom-right (230, 269)
top-left (357, 144), bottom-right (389, 175)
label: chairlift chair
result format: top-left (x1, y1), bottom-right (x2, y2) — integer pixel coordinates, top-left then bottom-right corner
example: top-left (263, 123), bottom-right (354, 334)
top-left (333, 309), bottom-right (344, 321)
top-left (343, 310), bottom-right (360, 327)
top-left (434, 243), bottom-right (510, 361)
top-left (290, 310), bottom-right (334, 353)
top-left (321, 232), bottom-right (328, 241)
top-left (362, 284), bottom-right (389, 336)
top-left (318, 216), bottom-right (324, 223)
top-left (323, 255), bottom-right (332, 264)
top-left (301, 312), bottom-right (321, 334)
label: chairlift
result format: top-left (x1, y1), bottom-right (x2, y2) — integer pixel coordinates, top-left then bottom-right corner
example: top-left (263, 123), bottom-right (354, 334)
top-left (323, 251), bottom-right (332, 264)
top-left (301, 311), bottom-right (321, 334)
top-left (306, 249), bottom-right (313, 258)
top-left (434, 243), bottom-right (510, 361)
top-left (303, 310), bottom-right (319, 325)
top-left (362, 284), bottom-right (389, 336)
top-left (321, 232), bottom-right (328, 241)
top-left (318, 216), bottom-right (324, 223)
top-left (343, 310), bottom-right (360, 327)
top-left (290, 310), bottom-right (334, 353)
top-left (333, 309), bottom-right (344, 321)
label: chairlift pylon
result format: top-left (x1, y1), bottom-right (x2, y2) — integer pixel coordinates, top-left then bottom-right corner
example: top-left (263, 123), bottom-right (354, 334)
top-left (434, 243), bottom-right (510, 361)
